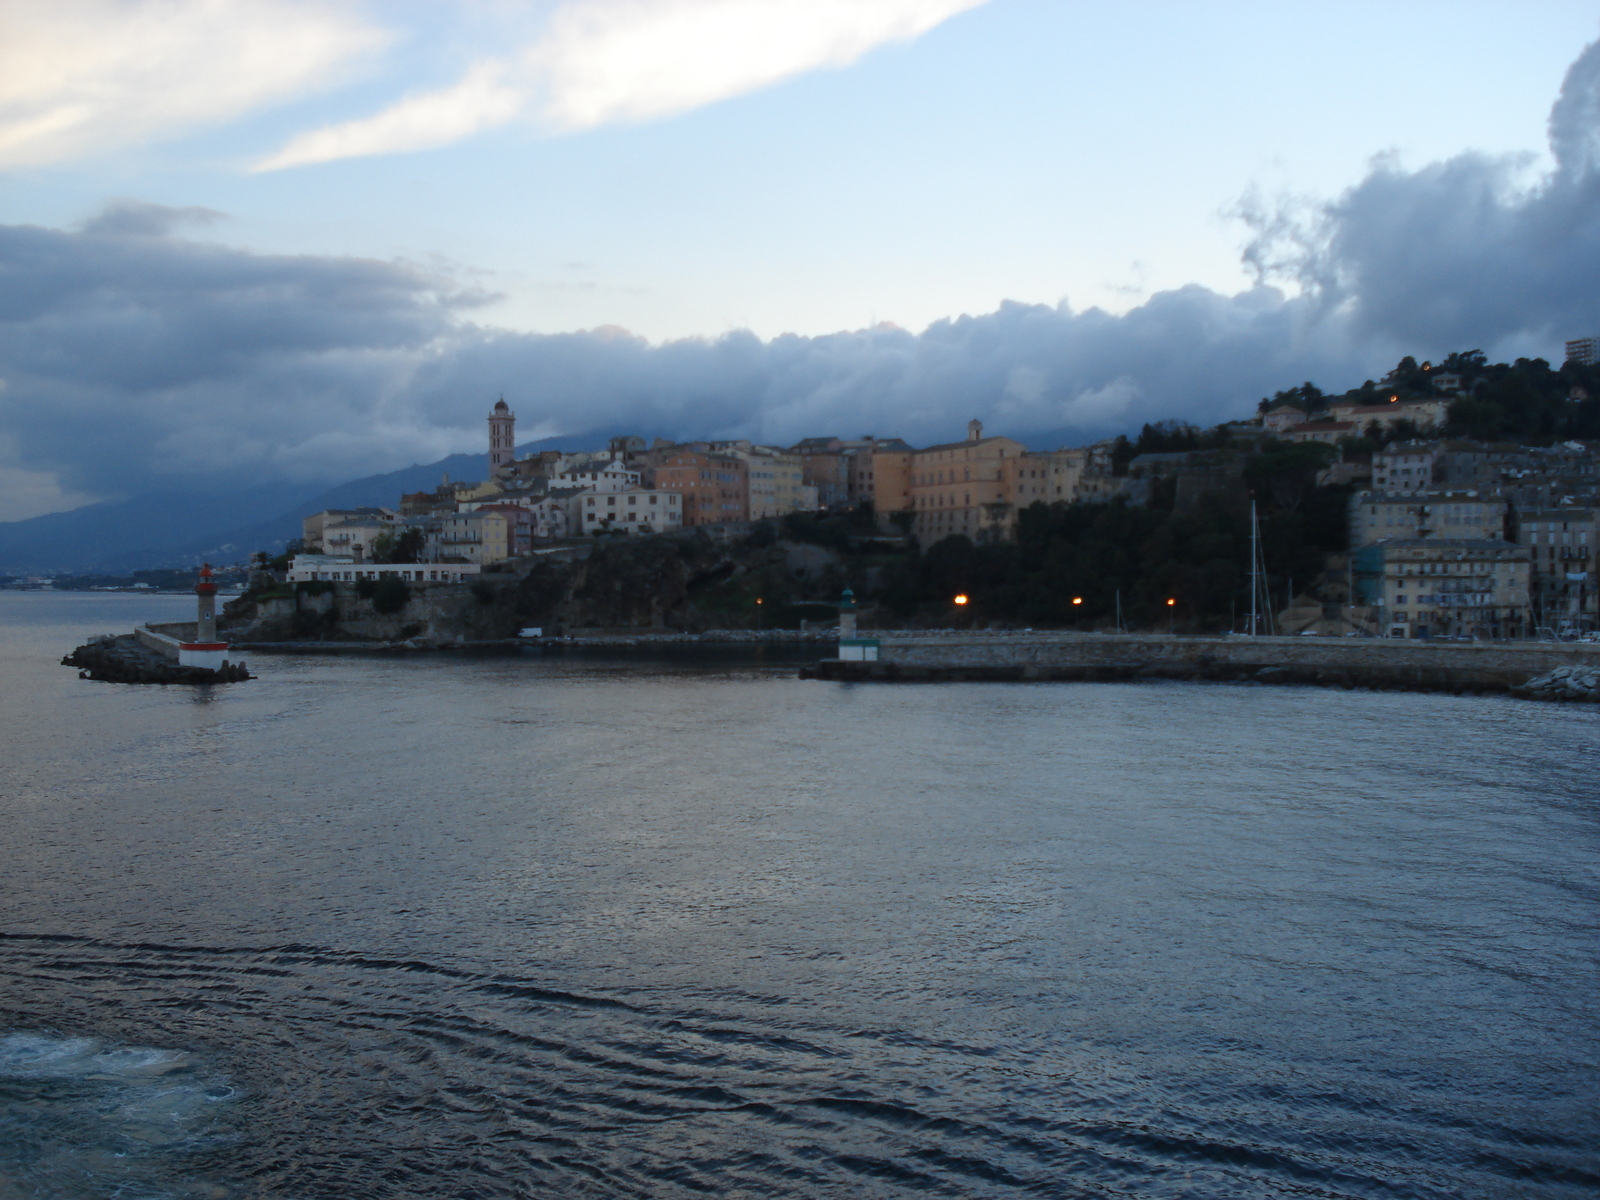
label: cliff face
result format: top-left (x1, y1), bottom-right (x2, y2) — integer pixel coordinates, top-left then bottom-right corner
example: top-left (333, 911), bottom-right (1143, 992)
top-left (222, 534), bottom-right (855, 644)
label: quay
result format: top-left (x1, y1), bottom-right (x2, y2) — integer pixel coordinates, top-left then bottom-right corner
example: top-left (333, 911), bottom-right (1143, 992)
top-left (801, 632), bottom-right (1600, 696)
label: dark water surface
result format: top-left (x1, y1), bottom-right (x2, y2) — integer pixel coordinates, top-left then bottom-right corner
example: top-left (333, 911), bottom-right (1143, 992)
top-left (2, 592), bottom-right (1597, 1198)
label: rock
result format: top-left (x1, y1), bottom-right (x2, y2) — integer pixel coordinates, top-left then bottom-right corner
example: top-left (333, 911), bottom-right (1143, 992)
top-left (62, 635), bottom-right (252, 685)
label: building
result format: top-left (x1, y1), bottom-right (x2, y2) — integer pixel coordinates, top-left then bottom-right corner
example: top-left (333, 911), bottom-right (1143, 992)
top-left (908, 420), bottom-right (1027, 543)
top-left (428, 510), bottom-right (511, 564)
top-left (1352, 539), bottom-right (1531, 639)
top-left (1284, 419), bottom-right (1357, 445)
top-left (474, 503), bottom-right (538, 558)
top-left (721, 445), bottom-right (810, 520)
top-left (554, 457), bottom-right (641, 492)
top-left (1012, 448), bottom-right (1087, 506)
top-left (573, 488), bottom-right (683, 535)
top-left (302, 508), bottom-right (397, 552)
top-left (314, 512), bottom-right (401, 561)
top-left (1327, 397), bottom-right (1448, 433)
top-left (1513, 505), bottom-right (1596, 633)
top-left (1565, 336), bottom-right (1599, 366)
top-left (1349, 491), bottom-right (1506, 549)
top-left (864, 441), bottom-right (916, 528)
top-left (1262, 404), bottom-right (1308, 433)
top-left (645, 450), bottom-right (749, 526)
top-left (287, 554), bottom-right (480, 584)
top-left (488, 399), bottom-right (516, 476)
top-left (790, 438), bottom-right (852, 510)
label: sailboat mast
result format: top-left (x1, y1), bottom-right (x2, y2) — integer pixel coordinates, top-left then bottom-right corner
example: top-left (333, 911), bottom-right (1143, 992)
top-left (1248, 498), bottom-right (1260, 636)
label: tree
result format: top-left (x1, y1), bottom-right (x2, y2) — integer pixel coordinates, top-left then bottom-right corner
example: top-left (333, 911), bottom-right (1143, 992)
top-left (1243, 442), bottom-right (1336, 512)
top-left (370, 528), bottom-right (425, 563)
top-left (370, 576), bottom-right (410, 614)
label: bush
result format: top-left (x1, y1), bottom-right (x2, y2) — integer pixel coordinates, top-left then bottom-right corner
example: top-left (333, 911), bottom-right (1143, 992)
top-left (371, 576), bottom-right (410, 614)
top-left (470, 581), bottom-right (496, 605)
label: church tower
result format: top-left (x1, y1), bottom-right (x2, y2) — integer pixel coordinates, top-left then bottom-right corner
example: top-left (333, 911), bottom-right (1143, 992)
top-left (488, 398), bottom-right (515, 476)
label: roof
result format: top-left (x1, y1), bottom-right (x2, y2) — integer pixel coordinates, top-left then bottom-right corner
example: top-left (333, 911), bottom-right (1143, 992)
top-left (1335, 401), bottom-right (1444, 416)
top-left (913, 435), bottom-right (1026, 455)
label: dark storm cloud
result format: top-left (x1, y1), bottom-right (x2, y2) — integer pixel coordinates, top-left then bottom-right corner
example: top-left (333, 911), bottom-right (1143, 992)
top-left (3, 40), bottom-right (1598, 517)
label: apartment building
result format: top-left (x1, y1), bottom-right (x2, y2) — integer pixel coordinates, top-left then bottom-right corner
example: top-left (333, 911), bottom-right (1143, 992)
top-left (1514, 505), bottom-right (1596, 632)
top-left (1353, 538), bottom-right (1531, 639)
top-left (1348, 491), bottom-right (1505, 549)
top-left (573, 489), bottom-right (683, 534)
top-left (645, 450), bottom-right (749, 526)
top-left (908, 421), bottom-right (1026, 543)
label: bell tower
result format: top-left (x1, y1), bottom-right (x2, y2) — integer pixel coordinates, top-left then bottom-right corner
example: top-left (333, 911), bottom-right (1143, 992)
top-left (488, 398), bottom-right (515, 476)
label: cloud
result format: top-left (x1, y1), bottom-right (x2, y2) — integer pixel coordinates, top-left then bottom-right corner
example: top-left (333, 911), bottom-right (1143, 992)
top-left (255, 0), bottom-right (988, 170)
top-left (1240, 37), bottom-right (1600, 359)
top-left (252, 59), bottom-right (525, 173)
top-left (5, 37), bottom-right (1600, 522)
top-left (528, 0), bottom-right (991, 131)
top-left (80, 199), bottom-right (226, 238)
top-left (0, 0), bottom-right (384, 169)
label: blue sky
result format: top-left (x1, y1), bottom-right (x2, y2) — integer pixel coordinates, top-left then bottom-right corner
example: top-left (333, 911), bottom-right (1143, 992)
top-left (1, 0), bottom-right (1599, 519)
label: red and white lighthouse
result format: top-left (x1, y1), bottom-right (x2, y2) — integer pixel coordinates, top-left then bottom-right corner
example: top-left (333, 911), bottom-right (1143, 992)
top-left (178, 563), bottom-right (230, 670)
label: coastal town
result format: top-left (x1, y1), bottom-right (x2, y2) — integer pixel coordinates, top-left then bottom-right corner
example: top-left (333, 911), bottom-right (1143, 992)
top-left (283, 347), bottom-right (1600, 642)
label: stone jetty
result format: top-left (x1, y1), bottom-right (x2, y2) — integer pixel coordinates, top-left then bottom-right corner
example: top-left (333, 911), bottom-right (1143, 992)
top-left (62, 634), bottom-right (252, 684)
top-left (802, 631), bottom-right (1600, 699)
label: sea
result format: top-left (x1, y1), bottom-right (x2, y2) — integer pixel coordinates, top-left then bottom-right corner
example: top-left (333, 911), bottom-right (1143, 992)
top-left (1, 591), bottom-right (1596, 1199)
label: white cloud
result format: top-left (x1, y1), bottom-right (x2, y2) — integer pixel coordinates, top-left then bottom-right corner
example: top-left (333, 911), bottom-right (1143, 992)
top-left (0, 0), bottom-right (385, 169)
top-left (254, 0), bottom-right (989, 170)
top-left (529, 0), bottom-right (991, 131)
top-left (253, 59), bottom-right (524, 172)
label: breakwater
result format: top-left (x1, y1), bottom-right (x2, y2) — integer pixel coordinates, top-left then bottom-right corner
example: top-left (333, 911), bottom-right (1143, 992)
top-left (62, 634), bottom-right (252, 684)
top-left (802, 632), bottom-right (1600, 697)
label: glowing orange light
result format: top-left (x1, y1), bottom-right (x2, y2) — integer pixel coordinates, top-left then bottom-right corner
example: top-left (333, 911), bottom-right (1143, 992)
top-left (1166, 598), bottom-right (1176, 606)
top-left (756, 597), bottom-right (763, 604)
top-left (1071, 597), bottom-right (1083, 605)
top-left (954, 594), bottom-right (970, 606)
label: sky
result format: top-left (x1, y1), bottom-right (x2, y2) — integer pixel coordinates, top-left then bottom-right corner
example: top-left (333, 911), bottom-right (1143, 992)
top-left (1, 0), bottom-right (1599, 521)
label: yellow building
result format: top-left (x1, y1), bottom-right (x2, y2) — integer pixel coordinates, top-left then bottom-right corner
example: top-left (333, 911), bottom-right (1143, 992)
top-left (1014, 448), bottom-right (1085, 507)
top-left (909, 421), bottom-right (1026, 543)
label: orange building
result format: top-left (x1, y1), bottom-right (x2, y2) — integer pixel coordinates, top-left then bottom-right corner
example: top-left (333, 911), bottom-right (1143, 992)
top-left (646, 450), bottom-right (749, 526)
top-left (908, 421), bottom-right (1026, 543)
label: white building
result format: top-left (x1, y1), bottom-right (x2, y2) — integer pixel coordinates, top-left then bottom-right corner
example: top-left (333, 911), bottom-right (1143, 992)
top-left (574, 488), bottom-right (682, 534)
top-left (555, 458), bottom-right (641, 493)
top-left (287, 554), bottom-right (480, 583)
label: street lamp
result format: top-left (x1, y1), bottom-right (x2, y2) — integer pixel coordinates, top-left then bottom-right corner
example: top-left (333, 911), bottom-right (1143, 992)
top-left (1167, 596), bottom-right (1176, 634)
top-left (953, 594), bottom-right (969, 606)
top-left (755, 596), bottom-right (762, 631)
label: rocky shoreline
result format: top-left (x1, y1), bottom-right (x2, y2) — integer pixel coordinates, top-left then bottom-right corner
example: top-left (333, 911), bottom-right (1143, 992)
top-left (62, 635), bottom-right (252, 684)
top-left (1512, 666), bottom-right (1600, 703)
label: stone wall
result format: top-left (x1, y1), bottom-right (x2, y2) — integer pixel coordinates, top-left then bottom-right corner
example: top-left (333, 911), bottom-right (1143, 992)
top-left (803, 632), bottom-right (1600, 692)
